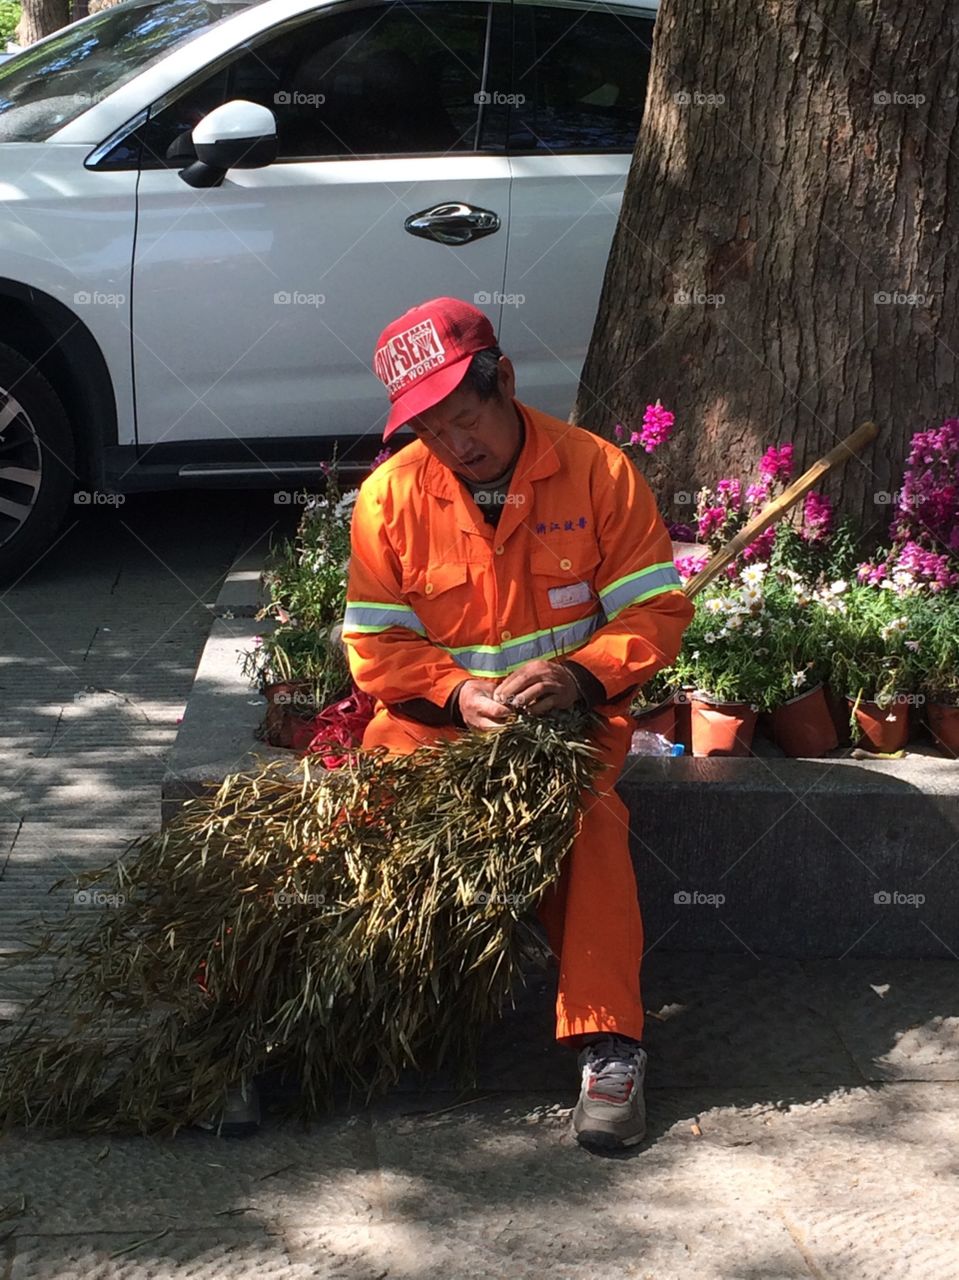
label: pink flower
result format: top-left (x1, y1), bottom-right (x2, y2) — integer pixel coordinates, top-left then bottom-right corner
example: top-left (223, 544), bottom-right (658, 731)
top-left (802, 491), bottom-right (833, 542)
top-left (716, 477), bottom-right (741, 507)
top-left (759, 442), bottom-right (794, 484)
top-left (745, 481), bottom-right (770, 508)
top-left (739, 527), bottom-right (776, 564)
top-left (629, 431), bottom-right (642, 446)
top-left (371, 448), bottom-right (391, 470)
top-left (675, 552), bottom-right (709, 581)
top-left (613, 423), bottom-right (626, 441)
top-left (697, 504), bottom-right (728, 541)
top-left (638, 401), bottom-right (675, 453)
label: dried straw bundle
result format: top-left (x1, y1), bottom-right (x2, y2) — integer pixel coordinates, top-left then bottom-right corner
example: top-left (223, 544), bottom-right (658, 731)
top-left (0, 709), bottom-right (602, 1135)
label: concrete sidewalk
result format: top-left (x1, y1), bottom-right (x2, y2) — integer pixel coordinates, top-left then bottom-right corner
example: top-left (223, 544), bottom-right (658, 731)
top-left (1, 493), bottom-right (957, 1279)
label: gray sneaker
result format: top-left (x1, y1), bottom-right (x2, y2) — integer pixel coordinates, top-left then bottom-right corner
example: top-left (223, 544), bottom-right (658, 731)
top-left (194, 1081), bottom-right (262, 1137)
top-left (571, 1035), bottom-right (647, 1149)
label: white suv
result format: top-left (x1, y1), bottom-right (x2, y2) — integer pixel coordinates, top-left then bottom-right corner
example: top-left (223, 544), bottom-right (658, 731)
top-left (0, 0), bottom-right (655, 577)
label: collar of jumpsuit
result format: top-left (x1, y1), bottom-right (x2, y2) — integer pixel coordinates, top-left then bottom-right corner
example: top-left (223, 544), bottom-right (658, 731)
top-left (422, 399), bottom-right (558, 545)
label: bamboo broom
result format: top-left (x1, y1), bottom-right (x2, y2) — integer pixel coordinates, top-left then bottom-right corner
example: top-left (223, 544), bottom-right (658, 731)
top-left (682, 421), bottom-right (879, 598)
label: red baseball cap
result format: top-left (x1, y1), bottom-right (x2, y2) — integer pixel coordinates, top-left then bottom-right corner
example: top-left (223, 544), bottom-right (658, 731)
top-left (372, 297), bottom-right (498, 440)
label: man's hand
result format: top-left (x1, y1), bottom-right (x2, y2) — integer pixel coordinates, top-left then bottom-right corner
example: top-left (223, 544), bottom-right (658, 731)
top-left (494, 660), bottom-right (581, 716)
top-left (456, 678), bottom-right (516, 730)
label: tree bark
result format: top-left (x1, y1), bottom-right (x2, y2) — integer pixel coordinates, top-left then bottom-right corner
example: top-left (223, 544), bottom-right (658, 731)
top-left (17, 0), bottom-right (70, 44)
top-left (573, 0), bottom-right (959, 539)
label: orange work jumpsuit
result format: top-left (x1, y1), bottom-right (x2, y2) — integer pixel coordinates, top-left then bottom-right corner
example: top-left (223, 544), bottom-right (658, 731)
top-left (342, 399), bottom-right (694, 1044)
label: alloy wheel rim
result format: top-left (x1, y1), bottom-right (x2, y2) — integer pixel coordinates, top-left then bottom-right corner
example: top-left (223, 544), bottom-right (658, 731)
top-left (0, 388), bottom-right (43, 549)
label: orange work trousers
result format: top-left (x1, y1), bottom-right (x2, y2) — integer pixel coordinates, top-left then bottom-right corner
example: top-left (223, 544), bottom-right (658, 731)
top-left (361, 703), bottom-right (645, 1045)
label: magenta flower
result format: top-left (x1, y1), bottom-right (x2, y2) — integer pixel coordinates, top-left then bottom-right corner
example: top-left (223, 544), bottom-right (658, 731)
top-left (716, 477), bottom-right (742, 507)
top-left (740, 527), bottom-right (776, 564)
top-left (638, 400), bottom-right (675, 453)
top-left (745, 481), bottom-right (770, 507)
top-left (613, 423), bottom-right (626, 441)
top-left (697, 504), bottom-right (728, 541)
top-left (802, 491), bottom-right (833, 542)
top-left (759, 442), bottom-right (794, 484)
top-left (675, 552), bottom-right (709, 581)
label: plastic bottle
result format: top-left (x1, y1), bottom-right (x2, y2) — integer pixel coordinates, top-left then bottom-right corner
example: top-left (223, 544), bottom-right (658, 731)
top-left (629, 730), bottom-right (685, 756)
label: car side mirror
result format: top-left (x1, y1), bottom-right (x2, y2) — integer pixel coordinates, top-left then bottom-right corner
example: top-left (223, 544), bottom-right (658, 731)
top-left (179, 100), bottom-right (277, 188)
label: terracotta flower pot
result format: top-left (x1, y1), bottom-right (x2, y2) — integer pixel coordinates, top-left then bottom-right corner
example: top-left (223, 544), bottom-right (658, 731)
top-left (771, 683), bottom-right (840, 758)
top-left (673, 688), bottom-right (694, 753)
top-left (845, 695), bottom-right (910, 753)
top-left (632, 698), bottom-right (677, 742)
top-left (927, 702), bottom-right (959, 757)
top-left (824, 683), bottom-right (852, 746)
top-left (690, 697), bottom-right (758, 757)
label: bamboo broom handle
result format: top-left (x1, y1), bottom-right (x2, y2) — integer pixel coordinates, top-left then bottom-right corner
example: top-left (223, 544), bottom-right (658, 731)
top-left (682, 420), bottom-right (879, 599)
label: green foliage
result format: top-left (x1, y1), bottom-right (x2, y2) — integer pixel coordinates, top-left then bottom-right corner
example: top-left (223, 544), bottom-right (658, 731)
top-left (0, 0), bottom-right (20, 44)
top-left (243, 466), bottom-right (356, 711)
top-left (822, 584), bottom-right (925, 707)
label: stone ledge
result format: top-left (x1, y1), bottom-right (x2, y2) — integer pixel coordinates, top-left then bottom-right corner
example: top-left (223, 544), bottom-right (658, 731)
top-left (163, 546), bottom-right (959, 957)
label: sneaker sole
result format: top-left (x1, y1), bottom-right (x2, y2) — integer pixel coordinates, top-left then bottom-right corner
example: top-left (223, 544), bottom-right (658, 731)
top-left (572, 1122), bottom-right (646, 1150)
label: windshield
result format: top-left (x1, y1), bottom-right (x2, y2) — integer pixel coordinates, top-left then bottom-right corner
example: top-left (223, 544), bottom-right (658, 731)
top-left (0, 0), bottom-right (262, 142)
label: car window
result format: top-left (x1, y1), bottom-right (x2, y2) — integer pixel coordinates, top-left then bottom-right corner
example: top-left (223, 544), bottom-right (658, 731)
top-left (137, 1), bottom-right (495, 165)
top-left (510, 3), bottom-right (654, 152)
top-left (0, 0), bottom-right (259, 142)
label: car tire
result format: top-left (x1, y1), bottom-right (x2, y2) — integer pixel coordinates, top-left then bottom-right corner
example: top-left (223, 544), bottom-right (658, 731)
top-left (0, 341), bottom-right (76, 584)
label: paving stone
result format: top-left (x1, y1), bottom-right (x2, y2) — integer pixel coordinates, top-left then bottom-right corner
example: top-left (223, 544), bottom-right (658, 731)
top-left (639, 952), bottom-right (863, 1087)
top-left (9, 1229), bottom-right (318, 1280)
top-left (804, 958), bottom-right (959, 1081)
top-left (0, 1119), bottom-right (379, 1234)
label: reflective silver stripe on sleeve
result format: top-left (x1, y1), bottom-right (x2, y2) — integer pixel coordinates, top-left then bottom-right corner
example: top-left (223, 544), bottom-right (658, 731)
top-left (440, 612), bottom-right (604, 676)
top-left (598, 563), bottom-right (683, 620)
top-left (342, 602), bottom-right (427, 636)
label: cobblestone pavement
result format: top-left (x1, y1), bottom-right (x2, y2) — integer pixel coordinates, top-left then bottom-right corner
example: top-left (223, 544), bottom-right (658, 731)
top-left (1, 494), bottom-right (958, 1279)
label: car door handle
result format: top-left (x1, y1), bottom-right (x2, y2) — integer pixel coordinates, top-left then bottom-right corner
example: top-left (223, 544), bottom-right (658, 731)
top-left (404, 202), bottom-right (500, 246)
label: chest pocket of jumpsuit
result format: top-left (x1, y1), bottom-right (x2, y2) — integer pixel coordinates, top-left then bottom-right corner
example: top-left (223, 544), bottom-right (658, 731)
top-left (401, 561), bottom-right (470, 643)
top-left (528, 540), bottom-right (604, 624)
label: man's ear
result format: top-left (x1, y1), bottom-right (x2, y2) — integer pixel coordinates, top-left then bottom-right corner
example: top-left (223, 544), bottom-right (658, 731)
top-left (497, 355), bottom-right (516, 399)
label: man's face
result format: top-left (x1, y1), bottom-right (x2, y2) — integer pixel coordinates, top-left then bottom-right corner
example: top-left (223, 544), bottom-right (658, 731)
top-left (406, 355), bottom-right (521, 484)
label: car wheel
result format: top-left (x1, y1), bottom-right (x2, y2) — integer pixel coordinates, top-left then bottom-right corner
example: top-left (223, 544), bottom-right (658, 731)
top-left (0, 341), bottom-right (76, 583)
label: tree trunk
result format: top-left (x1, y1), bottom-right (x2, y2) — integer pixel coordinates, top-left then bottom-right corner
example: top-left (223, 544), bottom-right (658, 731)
top-left (17, 0), bottom-right (70, 44)
top-left (573, 0), bottom-right (959, 539)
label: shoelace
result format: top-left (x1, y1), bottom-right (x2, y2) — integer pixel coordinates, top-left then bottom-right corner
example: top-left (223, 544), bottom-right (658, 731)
top-left (584, 1037), bottom-right (645, 1103)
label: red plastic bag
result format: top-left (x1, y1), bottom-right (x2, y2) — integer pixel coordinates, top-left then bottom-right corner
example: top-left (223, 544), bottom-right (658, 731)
top-left (291, 686), bottom-right (376, 767)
